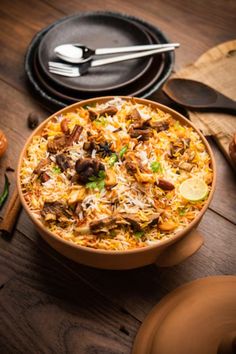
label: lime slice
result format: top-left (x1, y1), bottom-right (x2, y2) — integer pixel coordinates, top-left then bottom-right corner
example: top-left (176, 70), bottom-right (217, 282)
top-left (179, 177), bottom-right (208, 201)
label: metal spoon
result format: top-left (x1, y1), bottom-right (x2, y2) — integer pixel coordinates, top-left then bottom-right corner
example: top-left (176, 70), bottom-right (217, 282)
top-left (49, 46), bottom-right (176, 77)
top-left (54, 42), bottom-right (180, 63)
top-left (163, 78), bottom-right (236, 115)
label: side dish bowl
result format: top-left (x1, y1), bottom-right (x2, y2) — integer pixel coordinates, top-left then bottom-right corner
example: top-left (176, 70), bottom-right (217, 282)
top-left (17, 97), bottom-right (216, 269)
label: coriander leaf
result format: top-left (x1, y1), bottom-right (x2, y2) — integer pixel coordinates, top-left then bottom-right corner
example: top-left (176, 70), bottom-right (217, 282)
top-left (0, 174), bottom-right (10, 209)
top-left (151, 161), bottom-right (162, 173)
top-left (98, 170), bottom-right (106, 179)
top-left (86, 170), bottom-right (106, 191)
top-left (134, 231), bottom-right (144, 239)
top-left (109, 153), bottom-right (118, 167)
top-left (86, 181), bottom-right (97, 189)
top-left (179, 208), bottom-right (186, 216)
top-left (119, 145), bottom-right (128, 158)
top-left (97, 180), bottom-right (105, 191)
top-left (53, 166), bottom-right (61, 174)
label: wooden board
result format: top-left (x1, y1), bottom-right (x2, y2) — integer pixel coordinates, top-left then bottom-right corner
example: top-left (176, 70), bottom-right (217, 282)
top-left (173, 40), bottom-right (236, 169)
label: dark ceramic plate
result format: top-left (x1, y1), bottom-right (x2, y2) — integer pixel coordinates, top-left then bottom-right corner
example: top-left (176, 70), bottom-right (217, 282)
top-left (38, 13), bottom-right (153, 92)
top-left (25, 12), bottom-right (174, 110)
top-left (33, 23), bottom-right (165, 101)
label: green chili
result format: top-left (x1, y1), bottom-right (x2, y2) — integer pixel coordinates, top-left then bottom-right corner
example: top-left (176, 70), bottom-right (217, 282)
top-left (0, 174), bottom-right (10, 209)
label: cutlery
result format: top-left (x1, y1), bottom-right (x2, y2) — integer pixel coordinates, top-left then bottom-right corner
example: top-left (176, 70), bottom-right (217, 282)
top-left (163, 78), bottom-right (236, 115)
top-left (49, 46), bottom-right (176, 77)
top-left (54, 42), bottom-right (180, 63)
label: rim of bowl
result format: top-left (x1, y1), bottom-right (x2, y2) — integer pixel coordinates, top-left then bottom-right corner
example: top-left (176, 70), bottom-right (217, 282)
top-left (17, 96), bottom-right (216, 256)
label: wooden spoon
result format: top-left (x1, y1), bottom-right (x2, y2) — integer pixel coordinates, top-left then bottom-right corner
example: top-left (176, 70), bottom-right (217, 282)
top-left (163, 78), bottom-right (236, 115)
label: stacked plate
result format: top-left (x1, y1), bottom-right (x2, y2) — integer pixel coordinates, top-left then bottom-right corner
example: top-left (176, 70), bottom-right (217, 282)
top-left (25, 11), bottom-right (174, 110)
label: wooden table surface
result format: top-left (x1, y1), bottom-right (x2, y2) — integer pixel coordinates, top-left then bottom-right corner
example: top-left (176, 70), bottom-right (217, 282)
top-left (0, 1), bottom-right (236, 353)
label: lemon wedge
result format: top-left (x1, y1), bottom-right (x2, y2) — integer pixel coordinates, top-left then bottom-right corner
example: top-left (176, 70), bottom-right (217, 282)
top-left (179, 177), bottom-right (208, 201)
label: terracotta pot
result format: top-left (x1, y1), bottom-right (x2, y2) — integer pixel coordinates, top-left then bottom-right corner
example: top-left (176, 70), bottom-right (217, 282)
top-left (17, 97), bottom-right (216, 269)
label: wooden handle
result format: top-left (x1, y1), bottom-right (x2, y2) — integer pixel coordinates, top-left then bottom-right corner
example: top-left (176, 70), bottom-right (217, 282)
top-left (0, 187), bottom-right (22, 235)
top-left (155, 229), bottom-right (204, 267)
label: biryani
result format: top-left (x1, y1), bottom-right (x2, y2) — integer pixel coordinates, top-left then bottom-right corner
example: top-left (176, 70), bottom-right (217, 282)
top-left (20, 98), bottom-right (213, 251)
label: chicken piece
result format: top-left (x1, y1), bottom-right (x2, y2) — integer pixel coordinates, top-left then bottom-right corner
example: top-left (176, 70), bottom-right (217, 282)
top-left (122, 214), bottom-right (142, 231)
top-left (56, 153), bottom-right (71, 171)
top-left (178, 161), bottom-right (194, 172)
top-left (47, 135), bottom-right (67, 154)
top-left (105, 169), bottom-right (117, 188)
top-left (135, 171), bottom-right (156, 184)
top-left (87, 105), bottom-right (118, 121)
top-left (150, 119), bottom-right (169, 132)
top-left (41, 201), bottom-right (71, 222)
top-left (47, 125), bottom-right (83, 154)
top-left (89, 216), bottom-right (123, 234)
top-left (68, 187), bottom-right (86, 205)
top-left (125, 161), bottom-right (138, 175)
top-left (129, 127), bottom-right (153, 141)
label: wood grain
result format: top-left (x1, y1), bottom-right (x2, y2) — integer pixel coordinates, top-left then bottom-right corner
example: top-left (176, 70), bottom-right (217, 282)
top-left (0, 0), bottom-right (236, 353)
top-left (0, 232), bottom-right (140, 354)
top-left (16, 206), bottom-right (236, 322)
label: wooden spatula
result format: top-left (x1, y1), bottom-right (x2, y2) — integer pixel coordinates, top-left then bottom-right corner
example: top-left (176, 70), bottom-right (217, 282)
top-left (163, 78), bottom-right (236, 115)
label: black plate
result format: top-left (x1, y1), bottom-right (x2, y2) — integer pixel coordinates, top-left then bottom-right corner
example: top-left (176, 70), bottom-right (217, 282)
top-left (38, 13), bottom-right (153, 92)
top-left (33, 23), bottom-right (165, 101)
top-left (25, 11), bottom-right (174, 110)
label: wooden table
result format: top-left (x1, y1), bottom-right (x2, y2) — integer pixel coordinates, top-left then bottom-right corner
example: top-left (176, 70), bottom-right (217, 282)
top-left (0, 1), bottom-right (235, 353)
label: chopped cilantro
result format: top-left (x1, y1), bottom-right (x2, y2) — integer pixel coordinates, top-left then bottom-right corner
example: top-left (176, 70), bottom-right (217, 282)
top-left (0, 174), bottom-right (10, 209)
top-left (151, 161), bottom-right (162, 173)
top-left (86, 170), bottom-right (106, 191)
top-left (134, 231), bottom-right (144, 239)
top-left (109, 153), bottom-right (118, 166)
top-left (119, 145), bottom-right (128, 158)
top-left (179, 208), bottom-right (186, 216)
top-left (53, 166), bottom-right (61, 174)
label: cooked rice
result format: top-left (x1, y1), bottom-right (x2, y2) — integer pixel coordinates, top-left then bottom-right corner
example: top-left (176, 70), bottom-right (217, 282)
top-left (20, 98), bottom-right (213, 250)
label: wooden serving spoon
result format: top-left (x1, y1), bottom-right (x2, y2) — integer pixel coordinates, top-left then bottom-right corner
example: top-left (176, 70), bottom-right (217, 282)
top-left (163, 78), bottom-right (236, 115)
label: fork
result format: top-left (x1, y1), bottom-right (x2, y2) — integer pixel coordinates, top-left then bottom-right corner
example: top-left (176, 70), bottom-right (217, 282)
top-left (48, 46), bottom-right (176, 77)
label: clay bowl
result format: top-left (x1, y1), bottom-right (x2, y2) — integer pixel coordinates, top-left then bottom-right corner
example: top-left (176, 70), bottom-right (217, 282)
top-left (17, 97), bottom-right (216, 269)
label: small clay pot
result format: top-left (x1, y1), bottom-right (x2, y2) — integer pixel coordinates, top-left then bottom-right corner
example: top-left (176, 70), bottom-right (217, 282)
top-left (17, 97), bottom-right (216, 269)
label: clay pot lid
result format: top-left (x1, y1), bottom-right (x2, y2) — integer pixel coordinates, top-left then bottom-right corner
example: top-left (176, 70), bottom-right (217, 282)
top-left (132, 276), bottom-right (236, 354)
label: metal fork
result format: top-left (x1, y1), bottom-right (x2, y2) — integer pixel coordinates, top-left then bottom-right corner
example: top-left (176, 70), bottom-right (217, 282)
top-left (48, 46), bottom-right (176, 77)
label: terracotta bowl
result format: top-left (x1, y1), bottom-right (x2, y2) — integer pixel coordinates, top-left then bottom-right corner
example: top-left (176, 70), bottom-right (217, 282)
top-left (17, 97), bottom-right (216, 269)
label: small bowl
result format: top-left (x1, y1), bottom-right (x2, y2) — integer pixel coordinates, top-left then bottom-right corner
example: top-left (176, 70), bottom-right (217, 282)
top-left (17, 97), bottom-right (216, 269)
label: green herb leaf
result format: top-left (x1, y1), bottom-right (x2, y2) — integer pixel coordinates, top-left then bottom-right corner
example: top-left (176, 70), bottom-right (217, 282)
top-left (53, 166), bottom-right (61, 174)
top-left (98, 170), bottom-right (106, 179)
top-left (179, 208), bottom-right (186, 216)
top-left (109, 153), bottom-right (118, 167)
top-left (0, 174), bottom-right (10, 209)
top-left (134, 230), bottom-right (144, 239)
top-left (86, 170), bottom-right (106, 191)
top-left (119, 145), bottom-right (128, 158)
top-left (151, 161), bottom-right (162, 173)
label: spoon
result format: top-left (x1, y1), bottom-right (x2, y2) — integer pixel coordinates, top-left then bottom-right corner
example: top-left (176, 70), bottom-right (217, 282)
top-left (49, 46), bottom-right (176, 77)
top-left (54, 42), bottom-right (180, 63)
top-left (163, 78), bottom-right (236, 115)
